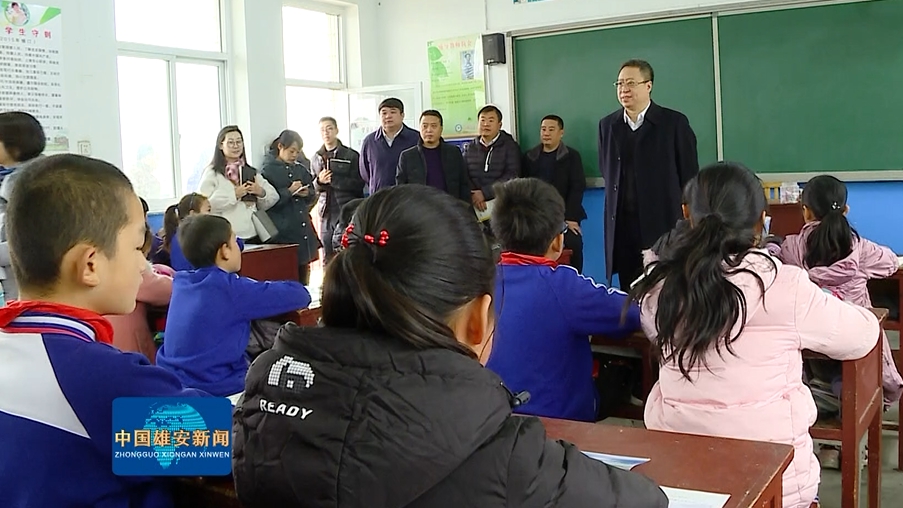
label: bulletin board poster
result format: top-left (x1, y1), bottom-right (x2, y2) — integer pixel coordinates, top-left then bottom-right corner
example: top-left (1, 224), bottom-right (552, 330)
top-left (427, 35), bottom-right (485, 138)
top-left (0, 2), bottom-right (67, 152)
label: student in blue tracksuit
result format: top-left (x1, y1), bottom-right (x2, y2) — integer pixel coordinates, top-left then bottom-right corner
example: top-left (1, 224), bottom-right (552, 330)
top-left (156, 214), bottom-right (311, 396)
top-left (0, 154), bottom-right (208, 508)
top-left (485, 178), bottom-right (641, 422)
top-left (155, 192), bottom-right (245, 271)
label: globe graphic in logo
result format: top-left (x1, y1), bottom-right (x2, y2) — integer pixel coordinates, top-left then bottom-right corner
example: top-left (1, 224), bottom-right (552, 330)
top-left (143, 403), bottom-right (208, 469)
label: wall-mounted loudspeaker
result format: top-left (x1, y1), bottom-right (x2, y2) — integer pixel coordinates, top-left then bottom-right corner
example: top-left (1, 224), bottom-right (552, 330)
top-left (482, 33), bottom-right (506, 65)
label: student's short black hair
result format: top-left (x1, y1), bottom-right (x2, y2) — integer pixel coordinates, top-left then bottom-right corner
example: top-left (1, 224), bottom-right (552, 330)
top-left (420, 110), bottom-right (444, 126)
top-left (541, 114), bottom-right (564, 129)
top-left (478, 105), bottom-right (502, 122)
top-left (0, 111), bottom-right (45, 164)
top-left (7, 154), bottom-right (135, 293)
top-left (620, 59), bottom-right (655, 84)
top-left (140, 197), bottom-right (149, 215)
top-left (178, 214), bottom-right (233, 269)
top-left (491, 178), bottom-right (565, 256)
top-left (319, 116), bottom-right (338, 127)
top-left (339, 197), bottom-right (366, 226)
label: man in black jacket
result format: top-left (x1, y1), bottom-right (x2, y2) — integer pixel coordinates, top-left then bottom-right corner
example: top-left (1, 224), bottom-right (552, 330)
top-left (396, 110), bottom-right (470, 202)
top-left (311, 116), bottom-right (364, 264)
top-left (523, 114), bottom-right (587, 272)
top-left (463, 105), bottom-right (521, 212)
top-left (599, 59), bottom-right (699, 286)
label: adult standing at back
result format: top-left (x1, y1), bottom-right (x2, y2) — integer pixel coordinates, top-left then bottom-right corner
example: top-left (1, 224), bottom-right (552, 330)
top-left (463, 105), bottom-right (521, 213)
top-left (522, 115), bottom-right (587, 272)
top-left (359, 98), bottom-right (420, 195)
top-left (311, 116), bottom-right (363, 264)
top-left (396, 110), bottom-right (471, 202)
top-left (598, 59), bottom-right (699, 286)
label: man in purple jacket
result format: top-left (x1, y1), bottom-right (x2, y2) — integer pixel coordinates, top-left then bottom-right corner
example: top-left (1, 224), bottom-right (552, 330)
top-left (359, 98), bottom-right (420, 195)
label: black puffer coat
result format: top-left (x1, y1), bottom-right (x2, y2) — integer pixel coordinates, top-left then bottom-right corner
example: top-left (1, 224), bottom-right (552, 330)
top-left (232, 324), bottom-right (668, 508)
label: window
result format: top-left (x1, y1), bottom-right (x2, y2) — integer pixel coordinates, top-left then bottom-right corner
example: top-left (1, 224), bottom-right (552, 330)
top-left (115, 1), bottom-right (227, 208)
top-left (282, 6), bottom-right (342, 85)
top-left (283, 4), bottom-right (346, 159)
top-left (114, 0), bottom-right (222, 52)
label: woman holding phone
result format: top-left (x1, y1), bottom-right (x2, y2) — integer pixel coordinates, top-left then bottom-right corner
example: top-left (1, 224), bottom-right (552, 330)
top-left (261, 129), bottom-right (320, 285)
top-left (199, 125), bottom-right (278, 243)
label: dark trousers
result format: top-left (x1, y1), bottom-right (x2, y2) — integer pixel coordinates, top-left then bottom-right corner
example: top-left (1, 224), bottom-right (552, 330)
top-left (298, 264), bottom-right (311, 286)
top-left (320, 213), bottom-right (340, 265)
top-left (612, 213), bottom-right (643, 288)
top-left (563, 229), bottom-right (584, 273)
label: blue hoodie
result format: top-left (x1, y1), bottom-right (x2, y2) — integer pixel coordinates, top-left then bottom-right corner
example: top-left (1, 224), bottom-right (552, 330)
top-left (157, 267), bottom-right (311, 396)
top-left (486, 254), bottom-right (640, 422)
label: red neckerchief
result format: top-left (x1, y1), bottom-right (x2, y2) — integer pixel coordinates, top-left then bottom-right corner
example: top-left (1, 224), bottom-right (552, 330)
top-left (498, 251), bottom-right (559, 268)
top-left (0, 300), bottom-right (114, 344)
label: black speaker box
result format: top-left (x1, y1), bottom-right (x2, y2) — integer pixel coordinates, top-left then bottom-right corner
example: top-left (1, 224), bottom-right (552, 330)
top-left (482, 33), bottom-right (506, 65)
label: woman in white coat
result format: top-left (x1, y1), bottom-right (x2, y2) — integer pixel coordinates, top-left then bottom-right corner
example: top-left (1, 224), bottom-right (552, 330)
top-left (199, 125), bottom-right (278, 242)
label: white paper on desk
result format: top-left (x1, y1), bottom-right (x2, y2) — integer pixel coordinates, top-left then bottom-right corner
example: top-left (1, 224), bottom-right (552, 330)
top-left (474, 199), bottom-right (495, 223)
top-left (241, 244), bottom-right (266, 252)
top-left (660, 486), bottom-right (730, 508)
top-left (581, 451), bottom-right (650, 470)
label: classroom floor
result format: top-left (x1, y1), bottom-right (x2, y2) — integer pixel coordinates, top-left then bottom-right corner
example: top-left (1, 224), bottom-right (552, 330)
top-left (602, 331), bottom-right (903, 507)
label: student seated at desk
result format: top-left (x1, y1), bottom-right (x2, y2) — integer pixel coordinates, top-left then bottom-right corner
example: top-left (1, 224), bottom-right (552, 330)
top-left (0, 154), bottom-right (207, 508)
top-left (105, 224), bottom-right (174, 363)
top-left (154, 192), bottom-right (245, 271)
top-left (485, 178), bottom-right (640, 422)
top-left (631, 162), bottom-right (879, 508)
top-left (156, 214), bottom-right (310, 397)
top-left (232, 185), bottom-right (667, 508)
top-left (765, 175), bottom-right (903, 408)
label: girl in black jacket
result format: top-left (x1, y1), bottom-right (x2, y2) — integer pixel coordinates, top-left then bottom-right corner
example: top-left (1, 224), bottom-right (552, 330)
top-left (232, 184), bottom-right (667, 508)
top-left (260, 130), bottom-right (320, 284)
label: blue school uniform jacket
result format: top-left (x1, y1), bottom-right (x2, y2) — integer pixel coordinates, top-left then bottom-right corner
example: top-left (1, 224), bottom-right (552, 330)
top-left (156, 267), bottom-right (311, 396)
top-left (0, 301), bottom-right (207, 508)
top-left (486, 254), bottom-right (640, 422)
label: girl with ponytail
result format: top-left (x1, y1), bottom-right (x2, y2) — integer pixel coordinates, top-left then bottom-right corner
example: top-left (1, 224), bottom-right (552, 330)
top-left (232, 185), bottom-right (669, 508)
top-left (154, 192), bottom-right (243, 270)
top-left (631, 162), bottom-right (880, 508)
top-left (766, 175), bottom-right (903, 453)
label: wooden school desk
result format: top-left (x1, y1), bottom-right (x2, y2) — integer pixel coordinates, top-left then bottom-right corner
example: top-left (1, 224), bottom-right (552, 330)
top-left (592, 308), bottom-right (888, 508)
top-left (239, 244), bottom-right (298, 282)
top-left (540, 417), bottom-right (793, 508)
top-left (172, 416), bottom-right (793, 508)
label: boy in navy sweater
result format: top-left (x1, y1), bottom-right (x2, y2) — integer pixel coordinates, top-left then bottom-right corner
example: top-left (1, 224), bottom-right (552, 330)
top-left (157, 214), bottom-right (311, 396)
top-left (485, 178), bottom-right (641, 422)
top-left (0, 154), bottom-right (207, 508)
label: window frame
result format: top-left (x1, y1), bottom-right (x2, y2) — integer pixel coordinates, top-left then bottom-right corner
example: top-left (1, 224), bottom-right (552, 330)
top-left (282, 1), bottom-right (346, 90)
top-left (114, 0), bottom-right (231, 212)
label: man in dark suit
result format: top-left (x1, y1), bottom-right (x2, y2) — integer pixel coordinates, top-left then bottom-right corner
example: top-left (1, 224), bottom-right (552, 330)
top-left (396, 110), bottom-right (471, 202)
top-left (598, 59), bottom-right (699, 286)
top-left (522, 114), bottom-right (586, 272)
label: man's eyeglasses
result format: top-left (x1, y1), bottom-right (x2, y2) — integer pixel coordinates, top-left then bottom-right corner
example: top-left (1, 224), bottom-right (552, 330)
top-left (613, 80), bottom-right (650, 89)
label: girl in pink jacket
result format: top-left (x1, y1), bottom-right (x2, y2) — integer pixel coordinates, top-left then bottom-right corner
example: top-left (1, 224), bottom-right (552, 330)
top-left (767, 175), bottom-right (903, 411)
top-left (105, 226), bottom-right (174, 363)
top-left (631, 163), bottom-right (879, 508)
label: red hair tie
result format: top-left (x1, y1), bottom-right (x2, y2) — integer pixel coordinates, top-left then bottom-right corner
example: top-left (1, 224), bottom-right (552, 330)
top-left (377, 230), bottom-right (389, 246)
top-left (340, 224), bottom-right (354, 249)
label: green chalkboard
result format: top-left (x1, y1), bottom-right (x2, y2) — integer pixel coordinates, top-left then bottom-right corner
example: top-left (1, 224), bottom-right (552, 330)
top-left (514, 17), bottom-right (718, 178)
top-left (718, 0), bottom-right (903, 173)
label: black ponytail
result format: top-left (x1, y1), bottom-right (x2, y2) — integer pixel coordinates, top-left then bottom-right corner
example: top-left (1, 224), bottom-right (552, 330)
top-left (801, 175), bottom-right (857, 268)
top-left (162, 193), bottom-right (208, 252)
top-left (321, 185), bottom-right (494, 359)
top-left (629, 162), bottom-right (773, 381)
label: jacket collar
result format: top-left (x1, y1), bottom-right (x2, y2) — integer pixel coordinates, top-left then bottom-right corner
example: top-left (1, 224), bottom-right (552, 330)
top-left (0, 300), bottom-right (114, 344)
top-left (499, 251), bottom-right (558, 267)
top-left (525, 143), bottom-right (569, 162)
top-left (374, 124), bottom-right (414, 141)
top-left (316, 140), bottom-right (346, 157)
